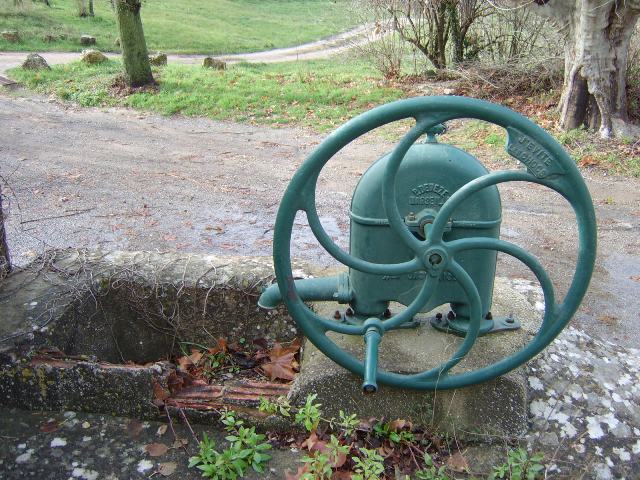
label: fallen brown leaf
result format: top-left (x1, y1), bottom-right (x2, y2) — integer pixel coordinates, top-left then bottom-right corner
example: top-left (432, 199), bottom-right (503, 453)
top-left (157, 424), bottom-right (168, 436)
top-left (158, 461), bottom-right (177, 476)
top-left (39, 419), bottom-right (60, 433)
top-left (127, 419), bottom-right (144, 437)
top-left (146, 442), bottom-right (169, 457)
top-left (447, 450), bottom-right (470, 473)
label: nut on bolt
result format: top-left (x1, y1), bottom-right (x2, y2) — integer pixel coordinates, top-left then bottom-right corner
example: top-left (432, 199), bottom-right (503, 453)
top-left (333, 310), bottom-right (342, 320)
top-left (383, 308), bottom-right (392, 318)
top-left (345, 307), bottom-right (354, 317)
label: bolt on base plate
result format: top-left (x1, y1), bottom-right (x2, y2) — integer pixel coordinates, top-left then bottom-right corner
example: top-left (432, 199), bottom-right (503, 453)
top-left (430, 315), bottom-right (521, 337)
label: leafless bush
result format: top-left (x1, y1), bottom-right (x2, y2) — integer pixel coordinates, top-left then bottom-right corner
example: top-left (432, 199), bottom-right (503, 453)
top-left (453, 58), bottom-right (563, 100)
top-left (471, 5), bottom-right (562, 63)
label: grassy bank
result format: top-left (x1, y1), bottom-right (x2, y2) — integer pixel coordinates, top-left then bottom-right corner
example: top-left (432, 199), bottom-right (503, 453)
top-left (8, 59), bottom-right (403, 131)
top-left (0, 0), bottom-right (357, 53)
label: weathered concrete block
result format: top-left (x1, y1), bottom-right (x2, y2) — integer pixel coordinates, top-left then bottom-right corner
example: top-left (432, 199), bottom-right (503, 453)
top-left (21, 53), bottom-right (50, 71)
top-left (1, 30), bottom-right (20, 42)
top-left (80, 34), bottom-right (96, 45)
top-left (290, 278), bottom-right (539, 437)
top-left (149, 52), bottom-right (167, 66)
top-left (203, 57), bottom-right (226, 70)
top-left (81, 49), bottom-right (107, 64)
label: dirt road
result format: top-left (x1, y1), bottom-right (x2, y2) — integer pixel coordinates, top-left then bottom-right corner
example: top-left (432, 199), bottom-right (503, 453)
top-left (1, 89), bottom-right (639, 348)
top-left (0, 24), bottom-right (375, 76)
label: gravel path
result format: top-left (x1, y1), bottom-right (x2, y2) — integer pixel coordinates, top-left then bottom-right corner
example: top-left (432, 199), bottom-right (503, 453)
top-left (1, 90), bottom-right (638, 349)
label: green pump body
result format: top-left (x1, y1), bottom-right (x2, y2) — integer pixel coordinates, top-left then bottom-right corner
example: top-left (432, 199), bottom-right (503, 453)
top-left (349, 139), bottom-right (501, 323)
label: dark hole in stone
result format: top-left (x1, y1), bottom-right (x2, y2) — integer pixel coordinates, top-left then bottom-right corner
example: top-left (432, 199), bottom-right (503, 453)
top-left (37, 279), bottom-right (297, 364)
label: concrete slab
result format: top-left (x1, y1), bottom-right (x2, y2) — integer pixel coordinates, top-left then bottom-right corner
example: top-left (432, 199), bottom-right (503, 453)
top-left (290, 277), bottom-right (540, 437)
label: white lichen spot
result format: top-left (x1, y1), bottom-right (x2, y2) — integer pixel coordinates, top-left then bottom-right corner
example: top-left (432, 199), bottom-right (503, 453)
top-left (528, 376), bottom-right (544, 390)
top-left (611, 392), bottom-right (622, 403)
top-left (619, 374), bottom-right (632, 386)
top-left (137, 459), bottom-right (154, 473)
top-left (50, 437), bottom-right (67, 448)
top-left (587, 417), bottom-right (605, 439)
top-left (600, 412), bottom-right (619, 429)
top-left (605, 456), bottom-right (614, 468)
top-left (530, 399), bottom-right (551, 418)
top-left (601, 397), bottom-right (612, 409)
top-left (573, 444), bottom-right (586, 454)
top-left (17, 444), bottom-right (26, 450)
top-left (603, 382), bottom-right (615, 391)
top-left (15, 449), bottom-right (34, 464)
top-left (72, 468), bottom-right (99, 480)
top-left (595, 446), bottom-right (603, 456)
top-left (561, 422), bottom-right (578, 438)
top-left (81, 436), bottom-right (91, 442)
top-left (550, 411), bottom-right (569, 424)
top-left (612, 448), bottom-right (631, 462)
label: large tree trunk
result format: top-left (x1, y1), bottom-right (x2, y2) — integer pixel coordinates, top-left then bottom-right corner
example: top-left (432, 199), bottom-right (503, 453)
top-left (0, 184), bottom-right (11, 279)
top-left (77, 0), bottom-right (89, 17)
top-left (115, 0), bottom-right (154, 87)
top-left (507, 0), bottom-right (640, 138)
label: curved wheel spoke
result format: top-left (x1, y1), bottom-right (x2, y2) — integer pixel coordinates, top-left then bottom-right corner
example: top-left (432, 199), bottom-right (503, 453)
top-left (448, 236), bottom-right (556, 330)
top-left (305, 201), bottom-right (423, 275)
top-left (382, 274), bottom-right (440, 331)
top-left (411, 261), bottom-right (483, 380)
top-left (430, 170), bottom-right (569, 242)
top-left (381, 120), bottom-right (434, 254)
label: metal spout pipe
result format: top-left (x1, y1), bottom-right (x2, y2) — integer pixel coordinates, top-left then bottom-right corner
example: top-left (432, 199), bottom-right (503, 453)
top-left (257, 275), bottom-right (351, 310)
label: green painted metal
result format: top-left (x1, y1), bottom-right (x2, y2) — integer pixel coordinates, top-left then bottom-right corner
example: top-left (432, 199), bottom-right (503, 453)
top-left (268, 96), bottom-right (597, 391)
top-left (349, 140), bottom-right (501, 327)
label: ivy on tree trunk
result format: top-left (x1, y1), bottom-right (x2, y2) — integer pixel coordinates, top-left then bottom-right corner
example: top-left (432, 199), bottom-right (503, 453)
top-left (115, 0), bottom-right (154, 87)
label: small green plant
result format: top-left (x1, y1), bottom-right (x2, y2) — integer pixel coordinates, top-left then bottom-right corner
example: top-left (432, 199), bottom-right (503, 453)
top-left (219, 408), bottom-right (244, 432)
top-left (335, 410), bottom-right (360, 437)
top-left (301, 452), bottom-right (333, 479)
top-left (189, 410), bottom-right (272, 479)
top-left (389, 429), bottom-right (415, 445)
top-left (373, 421), bottom-right (391, 438)
top-left (258, 395), bottom-right (292, 417)
top-left (485, 131), bottom-right (505, 146)
top-left (299, 435), bottom-right (349, 479)
top-left (414, 452), bottom-right (449, 480)
top-left (352, 447), bottom-right (385, 480)
top-left (491, 448), bottom-right (544, 480)
top-left (295, 393), bottom-right (322, 432)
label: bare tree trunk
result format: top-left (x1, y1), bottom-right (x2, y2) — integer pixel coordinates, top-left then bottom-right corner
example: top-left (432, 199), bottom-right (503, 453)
top-left (77, 0), bottom-right (88, 17)
top-left (0, 184), bottom-right (11, 279)
top-left (89, 0), bottom-right (94, 17)
top-left (504, 0), bottom-right (640, 138)
top-left (115, 0), bottom-right (154, 87)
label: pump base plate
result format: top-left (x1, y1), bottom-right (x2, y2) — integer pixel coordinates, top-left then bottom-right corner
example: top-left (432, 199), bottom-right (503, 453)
top-left (430, 315), bottom-right (520, 336)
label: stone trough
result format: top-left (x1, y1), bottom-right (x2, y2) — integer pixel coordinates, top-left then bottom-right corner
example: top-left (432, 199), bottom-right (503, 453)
top-left (0, 250), bottom-right (306, 424)
top-left (0, 249), bottom-right (537, 437)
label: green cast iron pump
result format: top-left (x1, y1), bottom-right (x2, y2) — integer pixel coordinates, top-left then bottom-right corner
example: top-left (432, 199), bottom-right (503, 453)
top-left (258, 96), bottom-right (596, 393)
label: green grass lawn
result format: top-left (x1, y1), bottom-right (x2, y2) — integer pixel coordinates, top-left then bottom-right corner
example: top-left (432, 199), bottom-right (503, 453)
top-left (0, 0), bottom-right (358, 53)
top-left (8, 58), bottom-right (403, 131)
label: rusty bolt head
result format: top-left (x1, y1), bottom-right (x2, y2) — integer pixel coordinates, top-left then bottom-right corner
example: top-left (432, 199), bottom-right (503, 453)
top-left (383, 308), bottom-right (391, 318)
top-left (435, 312), bottom-right (443, 320)
top-left (447, 311), bottom-right (456, 321)
top-left (506, 314), bottom-right (515, 324)
top-left (345, 307), bottom-right (354, 317)
top-left (333, 310), bottom-right (342, 320)
top-left (485, 311), bottom-right (493, 320)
